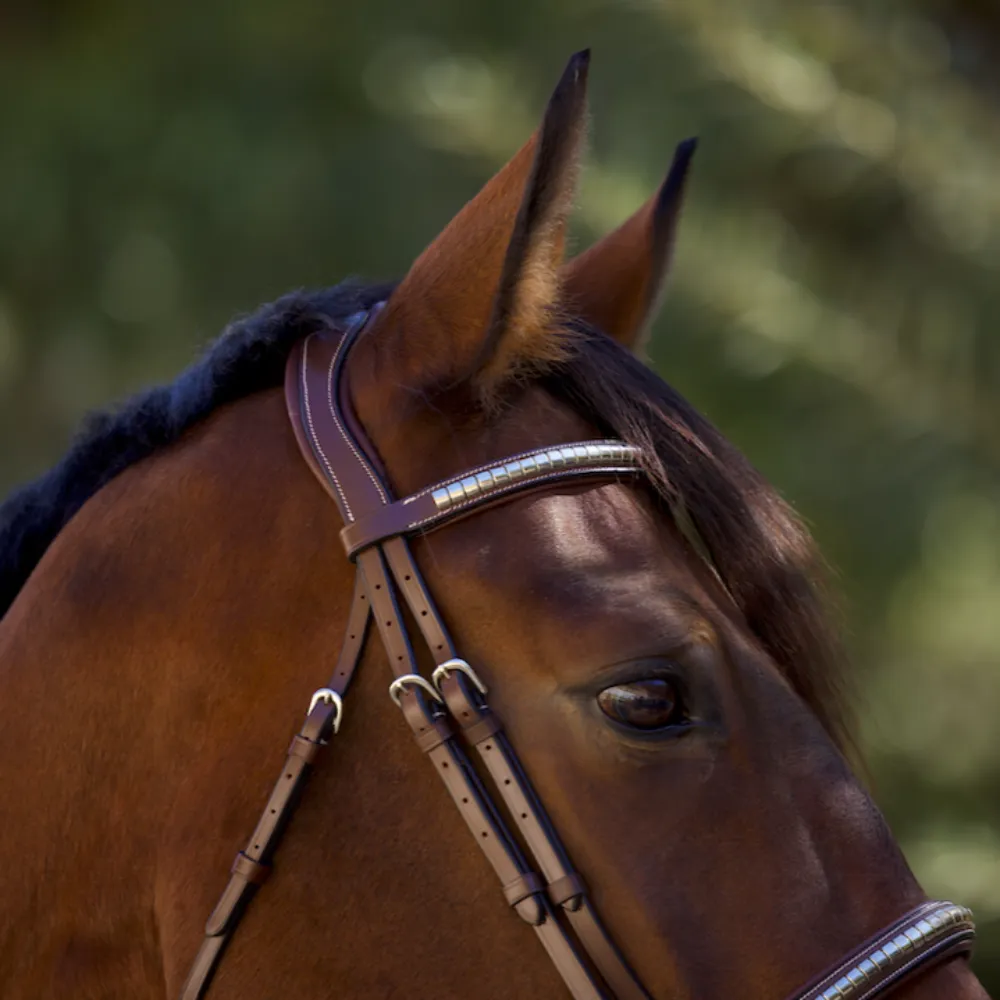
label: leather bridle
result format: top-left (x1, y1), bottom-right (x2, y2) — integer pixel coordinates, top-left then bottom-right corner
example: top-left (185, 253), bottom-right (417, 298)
top-left (180, 309), bottom-right (976, 1000)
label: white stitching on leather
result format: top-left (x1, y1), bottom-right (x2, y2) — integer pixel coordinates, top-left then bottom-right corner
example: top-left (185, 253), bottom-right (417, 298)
top-left (325, 323), bottom-right (389, 511)
top-left (301, 336), bottom-right (354, 520)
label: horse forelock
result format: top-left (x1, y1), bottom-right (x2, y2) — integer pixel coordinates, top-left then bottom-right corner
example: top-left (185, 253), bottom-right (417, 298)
top-left (542, 326), bottom-right (851, 752)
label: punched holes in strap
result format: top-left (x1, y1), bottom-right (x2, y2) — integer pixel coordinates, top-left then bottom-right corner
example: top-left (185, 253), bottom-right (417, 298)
top-left (392, 675), bottom-right (548, 930)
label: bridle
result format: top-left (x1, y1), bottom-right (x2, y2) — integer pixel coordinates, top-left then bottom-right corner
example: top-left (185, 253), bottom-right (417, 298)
top-left (181, 309), bottom-right (975, 1000)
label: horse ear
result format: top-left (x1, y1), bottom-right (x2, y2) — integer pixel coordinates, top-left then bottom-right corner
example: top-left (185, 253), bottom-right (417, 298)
top-left (562, 138), bottom-right (696, 352)
top-left (354, 51), bottom-right (589, 408)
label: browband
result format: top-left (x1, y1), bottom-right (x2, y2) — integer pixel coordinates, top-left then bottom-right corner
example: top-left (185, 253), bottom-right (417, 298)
top-left (340, 440), bottom-right (643, 557)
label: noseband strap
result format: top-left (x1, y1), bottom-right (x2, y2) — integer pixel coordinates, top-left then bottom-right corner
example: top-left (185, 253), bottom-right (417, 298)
top-left (789, 901), bottom-right (975, 1000)
top-left (180, 311), bottom-right (976, 999)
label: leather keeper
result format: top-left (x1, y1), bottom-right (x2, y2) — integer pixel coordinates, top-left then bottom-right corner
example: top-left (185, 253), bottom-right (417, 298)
top-left (413, 716), bottom-right (453, 754)
top-left (287, 733), bottom-right (323, 765)
top-left (504, 872), bottom-right (546, 926)
top-left (504, 871), bottom-right (545, 907)
top-left (232, 851), bottom-right (270, 886)
top-left (400, 688), bottom-right (454, 753)
top-left (464, 712), bottom-right (502, 744)
top-left (203, 854), bottom-right (270, 937)
top-left (549, 872), bottom-right (586, 910)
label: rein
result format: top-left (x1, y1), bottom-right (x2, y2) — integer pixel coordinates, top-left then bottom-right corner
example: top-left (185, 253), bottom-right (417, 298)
top-left (180, 310), bottom-right (975, 1000)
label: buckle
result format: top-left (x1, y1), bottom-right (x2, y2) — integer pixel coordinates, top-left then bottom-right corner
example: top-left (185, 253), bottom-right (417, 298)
top-left (388, 674), bottom-right (444, 709)
top-left (431, 658), bottom-right (488, 697)
top-left (307, 688), bottom-right (344, 735)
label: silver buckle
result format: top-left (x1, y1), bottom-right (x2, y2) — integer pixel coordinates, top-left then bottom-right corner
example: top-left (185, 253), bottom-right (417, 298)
top-left (432, 658), bottom-right (488, 697)
top-left (307, 688), bottom-right (344, 735)
top-left (388, 674), bottom-right (444, 709)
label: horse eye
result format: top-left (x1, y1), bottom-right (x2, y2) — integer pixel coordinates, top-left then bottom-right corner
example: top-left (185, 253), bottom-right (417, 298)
top-left (597, 678), bottom-right (683, 730)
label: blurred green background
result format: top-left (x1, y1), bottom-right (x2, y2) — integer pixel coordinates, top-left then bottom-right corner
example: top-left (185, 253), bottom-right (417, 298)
top-left (2, 0), bottom-right (998, 988)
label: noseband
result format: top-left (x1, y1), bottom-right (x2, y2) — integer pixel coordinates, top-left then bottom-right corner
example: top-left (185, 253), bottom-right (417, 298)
top-left (181, 310), bottom-right (975, 999)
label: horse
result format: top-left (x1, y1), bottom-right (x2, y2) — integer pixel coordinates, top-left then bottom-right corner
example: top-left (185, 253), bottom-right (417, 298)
top-left (0, 50), bottom-right (988, 1000)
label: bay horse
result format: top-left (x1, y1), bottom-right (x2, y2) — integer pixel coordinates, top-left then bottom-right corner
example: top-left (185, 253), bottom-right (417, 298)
top-left (0, 51), bottom-right (989, 1000)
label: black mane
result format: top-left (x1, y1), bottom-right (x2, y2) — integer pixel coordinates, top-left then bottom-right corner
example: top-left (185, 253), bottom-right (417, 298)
top-left (0, 281), bottom-right (390, 618)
